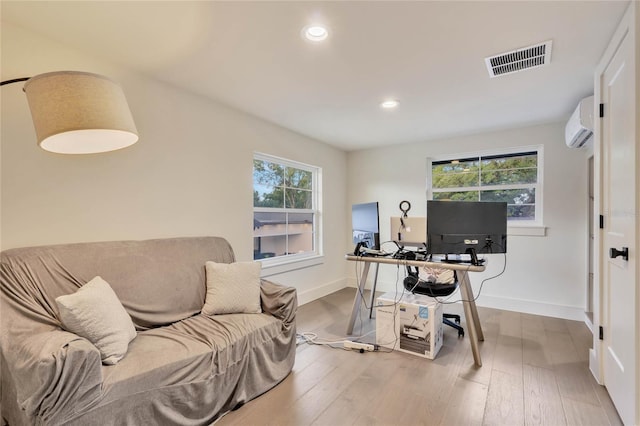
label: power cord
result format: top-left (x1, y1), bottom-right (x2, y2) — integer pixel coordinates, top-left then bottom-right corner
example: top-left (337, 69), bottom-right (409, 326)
top-left (296, 331), bottom-right (381, 352)
top-left (433, 252), bottom-right (508, 305)
top-left (309, 260), bottom-right (410, 353)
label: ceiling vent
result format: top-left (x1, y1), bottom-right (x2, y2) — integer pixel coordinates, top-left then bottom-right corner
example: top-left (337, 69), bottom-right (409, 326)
top-left (485, 40), bottom-right (552, 78)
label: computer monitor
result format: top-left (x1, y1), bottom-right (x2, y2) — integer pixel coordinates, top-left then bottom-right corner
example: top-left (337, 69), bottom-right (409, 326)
top-left (390, 216), bottom-right (427, 248)
top-left (352, 202), bottom-right (380, 251)
top-left (427, 200), bottom-right (507, 264)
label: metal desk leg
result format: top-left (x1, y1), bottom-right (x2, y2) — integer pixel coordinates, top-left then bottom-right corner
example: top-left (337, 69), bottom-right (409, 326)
top-left (458, 271), bottom-right (482, 366)
top-left (368, 263), bottom-right (380, 319)
top-left (347, 261), bottom-right (371, 335)
top-left (459, 271), bottom-right (484, 341)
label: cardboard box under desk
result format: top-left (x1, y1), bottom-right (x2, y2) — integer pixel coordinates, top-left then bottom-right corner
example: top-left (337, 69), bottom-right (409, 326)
top-left (375, 292), bottom-right (443, 359)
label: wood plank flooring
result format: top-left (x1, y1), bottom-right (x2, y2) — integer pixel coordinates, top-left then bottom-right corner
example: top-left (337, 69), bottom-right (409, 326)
top-left (217, 288), bottom-right (622, 426)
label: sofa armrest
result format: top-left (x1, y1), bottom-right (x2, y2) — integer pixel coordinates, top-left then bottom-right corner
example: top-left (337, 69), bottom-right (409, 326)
top-left (6, 330), bottom-right (103, 423)
top-left (260, 279), bottom-right (297, 325)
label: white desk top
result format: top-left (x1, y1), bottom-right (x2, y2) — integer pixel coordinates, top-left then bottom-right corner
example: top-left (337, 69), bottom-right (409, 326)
top-left (344, 254), bottom-right (486, 273)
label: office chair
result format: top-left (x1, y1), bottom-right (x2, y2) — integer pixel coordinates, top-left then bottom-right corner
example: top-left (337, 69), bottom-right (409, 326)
top-left (403, 266), bottom-right (464, 338)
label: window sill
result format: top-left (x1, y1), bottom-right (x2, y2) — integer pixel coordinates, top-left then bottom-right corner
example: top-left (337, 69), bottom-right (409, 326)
top-left (508, 225), bottom-right (547, 237)
top-left (259, 254), bottom-right (324, 277)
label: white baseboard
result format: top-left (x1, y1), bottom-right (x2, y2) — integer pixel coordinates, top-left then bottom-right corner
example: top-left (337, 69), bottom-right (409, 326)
top-left (344, 277), bottom-right (405, 293)
top-left (475, 294), bottom-right (585, 321)
top-left (346, 278), bottom-right (585, 321)
top-left (589, 348), bottom-right (603, 385)
top-left (583, 312), bottom-right (594, 333)
top-left (297, 278), bottom-right (347, 306)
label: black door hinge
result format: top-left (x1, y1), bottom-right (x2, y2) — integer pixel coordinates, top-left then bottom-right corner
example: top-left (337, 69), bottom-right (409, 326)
top-left (599, 103), bottom-right (604, 118)
top-left (599, 215), bottom-right (604, 229)
top-left (599, 326), bottom-right (604, 340)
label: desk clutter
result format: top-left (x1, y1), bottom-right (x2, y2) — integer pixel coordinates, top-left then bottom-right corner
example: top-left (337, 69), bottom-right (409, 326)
top-left (345, 254), bottom-right (486, 366)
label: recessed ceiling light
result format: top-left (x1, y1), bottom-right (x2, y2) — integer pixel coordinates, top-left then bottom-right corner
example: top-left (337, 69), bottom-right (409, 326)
top-left (380, 99), bottom-right (399, 109)
top-left (304, 25), bottom-right (328, 42)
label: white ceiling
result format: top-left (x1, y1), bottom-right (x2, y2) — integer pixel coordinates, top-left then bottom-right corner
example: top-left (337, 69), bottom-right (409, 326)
top-left (1, 1), bottom-right (629, 151)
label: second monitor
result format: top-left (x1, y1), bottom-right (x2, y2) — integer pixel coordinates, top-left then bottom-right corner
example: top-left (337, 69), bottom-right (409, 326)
top-left (352, 202), bottom-right (380, 251)
top-left (390, 216), bottom-right (427, 248)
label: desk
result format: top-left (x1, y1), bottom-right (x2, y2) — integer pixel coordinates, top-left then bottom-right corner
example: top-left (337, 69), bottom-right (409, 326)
top-left (345, 254), bottom-right (486, 366)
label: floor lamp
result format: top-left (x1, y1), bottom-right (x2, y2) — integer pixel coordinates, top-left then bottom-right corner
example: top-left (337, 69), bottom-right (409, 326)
top-left (1, 71), bottom-right (138, 154)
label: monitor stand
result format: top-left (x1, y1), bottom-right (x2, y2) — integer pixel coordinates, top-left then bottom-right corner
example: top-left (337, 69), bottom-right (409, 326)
top-left (353, 241), bottom-right (367, 256)
top-left (466, 248), bottom-right (482, 266)
top-left (442, 248), bottom-right (483, 266)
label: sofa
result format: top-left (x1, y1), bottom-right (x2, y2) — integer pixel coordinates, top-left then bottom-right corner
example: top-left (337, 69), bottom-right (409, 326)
top-left (0, 237), bottom-right (297, 425)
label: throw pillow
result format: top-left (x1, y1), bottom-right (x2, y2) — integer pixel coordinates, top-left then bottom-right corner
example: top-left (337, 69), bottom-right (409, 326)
top-left (203, 261), bottom-right (262, 315)
top-left (55, 276), bottom-right (137, 365)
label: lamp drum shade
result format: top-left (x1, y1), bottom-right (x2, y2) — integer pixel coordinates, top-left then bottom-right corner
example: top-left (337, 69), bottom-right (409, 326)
top-left (23, 71), bottom-right (138, 154)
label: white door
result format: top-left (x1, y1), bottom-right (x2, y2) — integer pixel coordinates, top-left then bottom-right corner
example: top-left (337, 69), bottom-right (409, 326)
top-left (600, 24), bottom-right (637, 426)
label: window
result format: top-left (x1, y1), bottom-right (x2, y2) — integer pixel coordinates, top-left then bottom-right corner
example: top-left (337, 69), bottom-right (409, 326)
top-left (253, 153), bottom-right (321, 266)
top-left (427, 147), bottom-right (543, 227)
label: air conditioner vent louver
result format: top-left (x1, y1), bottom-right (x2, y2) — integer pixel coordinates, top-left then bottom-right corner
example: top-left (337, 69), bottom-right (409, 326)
top-left (485, 40), bottom-right (552, 78)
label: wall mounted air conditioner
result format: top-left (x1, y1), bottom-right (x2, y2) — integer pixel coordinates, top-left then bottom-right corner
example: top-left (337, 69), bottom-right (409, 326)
top-left (565, 96), bottom-right (594, 148)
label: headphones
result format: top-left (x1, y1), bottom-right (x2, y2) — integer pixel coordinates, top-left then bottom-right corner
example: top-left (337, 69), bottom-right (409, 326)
top-left (398, 250), bottom-right (422, 292)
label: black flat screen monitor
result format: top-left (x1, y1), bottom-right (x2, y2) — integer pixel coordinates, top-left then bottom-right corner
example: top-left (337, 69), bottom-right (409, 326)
top-left (427, 200), bottom-right (507, 263)
top-left (352, 202), bottom-right (380, 251)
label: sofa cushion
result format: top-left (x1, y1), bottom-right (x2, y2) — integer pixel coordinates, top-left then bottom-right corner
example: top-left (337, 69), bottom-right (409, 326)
top-left (55, 276), bottom-right (137, 365)
top-left (203, 261), bottom-right (262, 315)
top-left (99, 313), bottom-right (281, 403)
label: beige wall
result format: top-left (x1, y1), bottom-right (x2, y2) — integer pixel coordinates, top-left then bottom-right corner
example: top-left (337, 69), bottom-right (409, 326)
top-left (347, 122), bottom-right (590, 320)
top-left (1, 22), bottom-right (348, 302)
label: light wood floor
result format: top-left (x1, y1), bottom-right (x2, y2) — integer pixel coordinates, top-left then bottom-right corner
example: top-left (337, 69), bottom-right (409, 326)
top-left (218, 288), bottom-right (622, 426)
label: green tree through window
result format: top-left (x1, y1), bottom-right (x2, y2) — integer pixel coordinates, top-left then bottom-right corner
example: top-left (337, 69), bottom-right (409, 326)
top-left (430, 151), bottom-right (540, 222)
top-left (253, 160), bottom-right (312, 209)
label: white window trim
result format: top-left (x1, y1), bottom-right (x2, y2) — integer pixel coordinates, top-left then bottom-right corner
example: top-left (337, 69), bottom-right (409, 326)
top-left (253, 152), bottom-right (324, 271)
top-left (426, 145), bottom-right (546, 237)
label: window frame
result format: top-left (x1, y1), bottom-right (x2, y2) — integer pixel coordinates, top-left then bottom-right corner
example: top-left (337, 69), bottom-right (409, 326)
top-left (253, 152), bottom-right (323, 274)
top-left (426, 145), bottom-right (545, 236)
